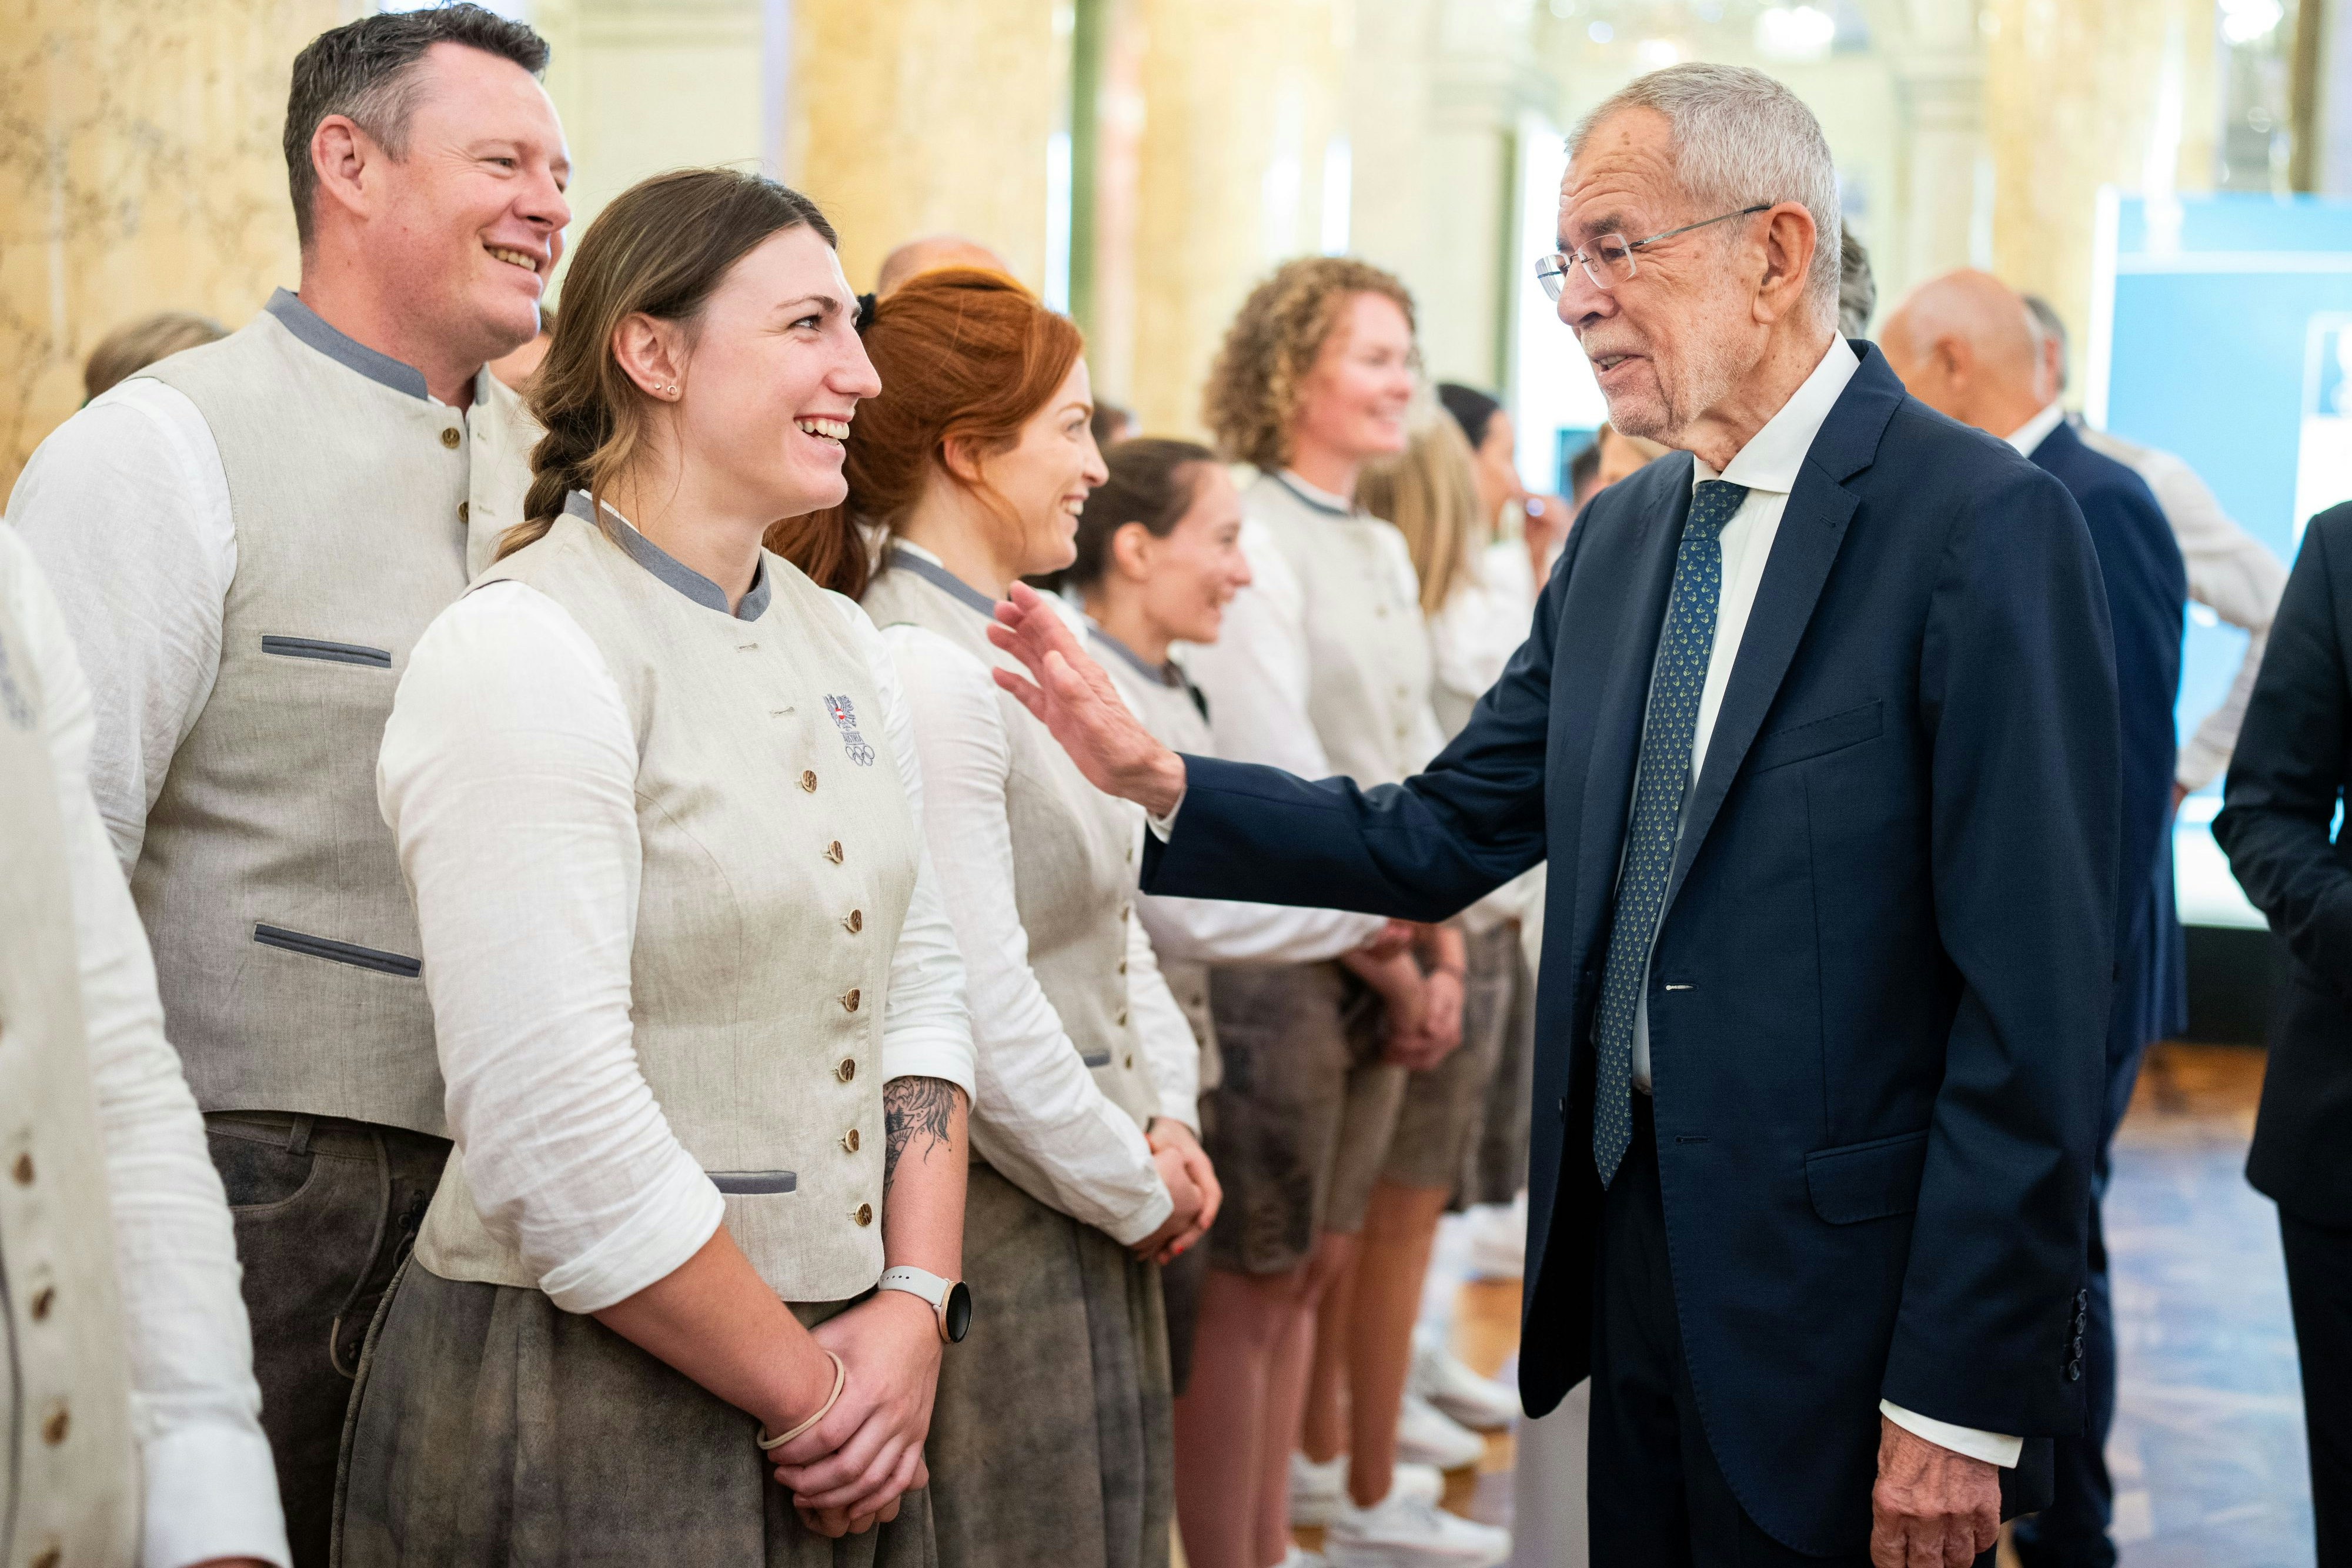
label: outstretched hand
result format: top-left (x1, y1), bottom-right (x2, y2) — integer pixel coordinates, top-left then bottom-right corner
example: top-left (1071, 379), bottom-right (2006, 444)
top-left (987, 584), bottom-right (1188, 818)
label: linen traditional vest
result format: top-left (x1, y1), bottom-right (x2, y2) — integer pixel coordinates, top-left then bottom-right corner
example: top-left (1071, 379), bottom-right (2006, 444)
top-left (0, 581), bottom-right (140, 1567)
top-left (412, 507), bottom-right (919, 1304)
top-left (861, 553), bottom-right (1160, 1212)
top-left (132, 291), bottom-right (533, 1136)
top-left (1244, 469), bottom-right (1439, 788)
top-left (1091, 625), bottom-right (1221, 1090)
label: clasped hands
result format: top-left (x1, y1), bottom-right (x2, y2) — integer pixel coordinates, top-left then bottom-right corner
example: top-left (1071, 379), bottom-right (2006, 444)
top-left (764, 1290), bottom-right (943, 1536)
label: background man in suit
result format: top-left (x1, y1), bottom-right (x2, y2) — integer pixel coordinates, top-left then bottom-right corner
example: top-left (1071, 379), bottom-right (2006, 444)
top-left (987, 61), bottom-right (2114, 1568)
top-left (2214, 499), bottom-right (2352, 1567)
top-left (1882, 269), bottom-right (2188, 1568)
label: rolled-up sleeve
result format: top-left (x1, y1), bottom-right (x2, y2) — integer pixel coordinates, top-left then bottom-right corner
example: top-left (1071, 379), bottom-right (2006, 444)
top-left (883, 623), bottom-right (1172, 1246)
top-left (377, 583), bottom-right (723, 1315)
top-left (8, 528), bottom-right (291, 1568)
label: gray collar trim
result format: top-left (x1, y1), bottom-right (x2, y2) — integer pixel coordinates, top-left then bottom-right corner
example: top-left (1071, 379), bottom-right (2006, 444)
top-left (883, 547), bottom-right (998, 620)
top-left (564, 491), bottom-right (770, 621)
top-left (1265, 469), bottom-right (1356, 519)
top-left (1088, 623), bottom-right (1178, 687)
top-left (265, 289), bottom-right (432, 402)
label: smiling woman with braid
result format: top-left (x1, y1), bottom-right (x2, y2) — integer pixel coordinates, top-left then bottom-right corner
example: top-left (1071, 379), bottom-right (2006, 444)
top-left (338, 168), bottom-right (977, 1565)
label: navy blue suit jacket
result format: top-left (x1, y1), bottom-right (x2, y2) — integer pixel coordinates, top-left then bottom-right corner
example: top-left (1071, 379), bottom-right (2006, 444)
top-left (1142, 347), bottom-right (2114, 1553)
top-left (2030, 420), bottom-right (2188, 1068)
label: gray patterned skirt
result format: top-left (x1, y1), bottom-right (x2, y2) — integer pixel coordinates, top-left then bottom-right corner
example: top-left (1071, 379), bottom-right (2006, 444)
top-left (333, 1261), bottom-right (936, 1567)
top-left (924, 1162), bottom-right (1172, 1568)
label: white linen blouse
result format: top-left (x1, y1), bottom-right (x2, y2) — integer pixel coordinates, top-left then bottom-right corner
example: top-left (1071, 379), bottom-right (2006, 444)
top-left (376, 541), bottom-right (975, 1316)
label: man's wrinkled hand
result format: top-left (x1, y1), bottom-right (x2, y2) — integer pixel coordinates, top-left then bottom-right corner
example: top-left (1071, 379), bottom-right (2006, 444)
top-left (1869, 1416), bottom-right (1999, 1567)
top-left (986, 584), bottom-right (1188, 816)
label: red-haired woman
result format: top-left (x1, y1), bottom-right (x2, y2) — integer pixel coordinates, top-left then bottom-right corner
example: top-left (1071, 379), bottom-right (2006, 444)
top-left (770, 268), bottom-right (1214, 1567)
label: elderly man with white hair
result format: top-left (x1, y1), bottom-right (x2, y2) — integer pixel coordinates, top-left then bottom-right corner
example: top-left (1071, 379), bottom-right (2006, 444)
top-left (986, 63), bottom-right (2113, 1567)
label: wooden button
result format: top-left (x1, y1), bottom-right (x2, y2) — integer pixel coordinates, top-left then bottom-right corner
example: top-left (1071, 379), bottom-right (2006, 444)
top-left (11, 1152), bottom-right (31, 1185)
top-left (1117, 959), bottom-right (1127, 975)
top-left (30, 1285), bottom-right (54, 1320)
top-left (853, 1203), bottom-right (874, 1227)
top-left (41, 1401), bottom-right (68, 1445)
top-left (1120, 904), bottom-right (1131, 921)
top-left (844, 909), bottom-right (863, 934)
top-left (31, 1543), bottom-right (60, 1568)
top-left (458, 500), bottom-right (470, 523)
top-left (840, 988), bottom-right (861, 1014)
top-left (836, 1058), bottom-right (856, 1082)
top-left (1116, 1009), bottom-right (1128, 1027)
top-left (842, 1128), bottom-right (860, 1154)
top-left (800, 770), bottom-right (818, 793)
top-left (1124, 1054), bottom-right (1134, 1070)
top-left (440, 427), bottom-right (461, 449)
top-left (825, 841), bottom-right (844, 864)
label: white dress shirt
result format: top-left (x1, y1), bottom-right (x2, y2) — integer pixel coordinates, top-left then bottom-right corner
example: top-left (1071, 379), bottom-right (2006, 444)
top-left (883, 574), bottom-right (1199, 1248)
top-left (3, 527), bottom-right (291, 1568)
top-left (375, 556), bottom-right (975, 1315)
top-left (2076, 423), bottom-right (2287, 791)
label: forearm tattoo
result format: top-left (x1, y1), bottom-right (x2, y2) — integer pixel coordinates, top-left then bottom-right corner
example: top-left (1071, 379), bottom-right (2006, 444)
top-left (883, 1075), bottom-right (962, 1198)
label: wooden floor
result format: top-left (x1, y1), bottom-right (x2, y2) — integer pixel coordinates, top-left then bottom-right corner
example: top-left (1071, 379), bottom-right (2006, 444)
top-left (1258, 1042), bottom-right (2313, 1566)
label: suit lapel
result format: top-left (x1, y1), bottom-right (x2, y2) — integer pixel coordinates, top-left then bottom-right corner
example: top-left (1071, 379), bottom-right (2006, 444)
top-left (1571, 468), bottom-right (1693, 961)
top-left (1658, 466), bottom-right (1857, 922)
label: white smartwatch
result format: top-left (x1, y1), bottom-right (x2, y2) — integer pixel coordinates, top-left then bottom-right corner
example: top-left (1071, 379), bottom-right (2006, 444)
top-left (877, 1265), bottom-right (973, 1343)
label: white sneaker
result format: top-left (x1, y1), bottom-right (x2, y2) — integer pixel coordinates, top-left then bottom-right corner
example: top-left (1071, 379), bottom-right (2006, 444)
top-left (1288, 1451), bottom-right (1444, 1527)
top-left (1325, 1490), bottom-right (1512, 1567)
top-left (1464, 1196), bottom-right (1525, 1281)
top-left (1394, 1391), bottom-right (1486, 1472)
top-left (1408, 1327), bottom-right (1521, 1432)
top-left (1275, 1547), bottom-right (1329, 1568)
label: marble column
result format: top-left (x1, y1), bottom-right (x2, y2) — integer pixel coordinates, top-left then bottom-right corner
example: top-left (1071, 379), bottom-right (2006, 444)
top-left (780, 0), bottom-right (1064, 297)
top-left (1119, 0), bottom-right (1348, 439)
top-left (0, 0), bottom-right (362, 491)
top-left (535, 0), bottom-right (765, 248)
top-left (1887, 0), bottom-right (1987, 309)
top-left (1984, 0), bottom-right (2216, 387)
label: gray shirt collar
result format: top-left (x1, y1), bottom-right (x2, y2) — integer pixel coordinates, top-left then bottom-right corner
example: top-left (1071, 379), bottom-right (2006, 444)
top-left (563, 491), bottom-right (771, 621)
top-left (264, 289), bottom-right (436, 402)
top-left (882, 545), bottom-right (1000, 620)
top-left (1087, 622), bottom-right (1178, 687)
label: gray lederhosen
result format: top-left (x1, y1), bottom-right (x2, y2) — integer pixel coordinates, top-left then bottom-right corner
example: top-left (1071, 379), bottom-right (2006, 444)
top-left (338, 507), bottom-right (930, 1563)
top-left (131, 292), bottom-right (532, 1566)
top-left (1185, 471), bottom-right (1447, 1273)
top-left (1379, 921), bottom-right (1521, 1191)
top-left (863, 554), bottom-right (1174, 1568)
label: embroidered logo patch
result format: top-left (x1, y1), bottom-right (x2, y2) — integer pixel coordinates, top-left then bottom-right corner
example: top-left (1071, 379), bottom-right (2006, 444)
top-left (826, 694), bottom-right (876, 767)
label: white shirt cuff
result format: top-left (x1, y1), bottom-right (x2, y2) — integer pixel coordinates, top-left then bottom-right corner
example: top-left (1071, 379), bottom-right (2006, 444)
top-left (140, 1419), bottom-right (292, 1568)
top-left (1879, 1400), bottom-right (2023, 1468)
top-left (1104, 1180), bottom-right (1177, 1249)
top-left (1146, 790), bottom-right (1184, 841)
top-left (879, 1032), bottom-right (978, 1102)
top-left (537, 1162), bottom-right (726, 1315)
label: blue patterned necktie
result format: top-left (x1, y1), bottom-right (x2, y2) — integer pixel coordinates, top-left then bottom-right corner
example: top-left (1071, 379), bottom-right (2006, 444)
top-left (1592, 479), bottom-right (1749, 1186)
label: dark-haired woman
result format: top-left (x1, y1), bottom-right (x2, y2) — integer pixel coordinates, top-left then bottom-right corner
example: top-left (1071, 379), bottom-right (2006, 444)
top-left (1061, 441), bottom-right (1438, 1568)
top-left (339, 169), bottom-right (975, 1565)
top-left (770, 270), bottom-right (1211, 1568)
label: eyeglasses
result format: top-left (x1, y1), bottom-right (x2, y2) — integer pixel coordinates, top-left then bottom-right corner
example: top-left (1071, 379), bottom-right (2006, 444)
top-left (1534, 204), bottom-right (1773, 301)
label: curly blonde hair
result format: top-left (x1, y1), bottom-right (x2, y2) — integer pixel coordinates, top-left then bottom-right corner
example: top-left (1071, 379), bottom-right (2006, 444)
top-left (1201, 258), bottom-right (1415, 471)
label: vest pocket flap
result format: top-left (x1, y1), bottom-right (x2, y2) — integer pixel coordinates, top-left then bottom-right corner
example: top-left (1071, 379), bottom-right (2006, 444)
top-left (1804, 1128), bottom-right (1930, 1224)
top-left (253, 924), bottom-right (420, 978)
top-left (1749, 699), bottom-right (1883, 773)
top-left (1080, 1049), bottom-right (1113, 1068)
top-left (709, 1171), bottom-right (797, 1195)
top-left (260, 635), bottom-right (392, 668)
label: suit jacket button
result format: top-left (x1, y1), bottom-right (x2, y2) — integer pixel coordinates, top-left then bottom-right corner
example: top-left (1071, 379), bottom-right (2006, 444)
top-left (458, 500), bottom-right (470, 523)
top-left (836, 1058), bottom-right (856, 1082)
top-left (853, 1203), bottom-right (873, 1226)
top-left (440, 426), bottom-right (461, 449)
top-left (826, 841), bottom-right (844, 864)
top-left (841, 989), bottom-right (861, 1014)
top-left (2065, 1359), bottom-right (2083, 1382)
top-left (801, 770), bottom-right (818, 793)
top-left (844, 909), bottom-right (863, 934)
top-left (842, 1128), bottom-right (860, 1153)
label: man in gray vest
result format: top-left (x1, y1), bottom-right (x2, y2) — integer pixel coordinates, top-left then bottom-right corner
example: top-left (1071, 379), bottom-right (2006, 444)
top-left (9, 8), bottom-right (567, 1562)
